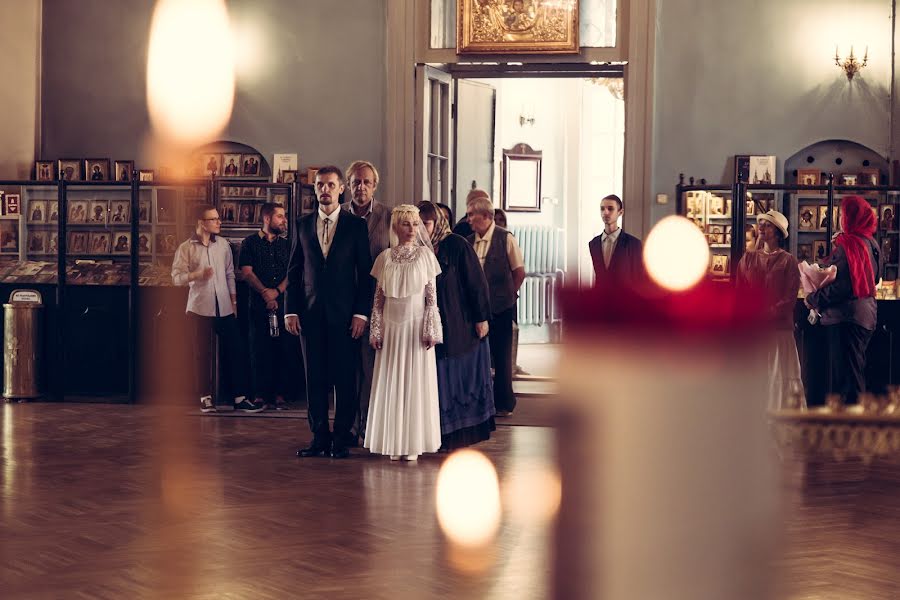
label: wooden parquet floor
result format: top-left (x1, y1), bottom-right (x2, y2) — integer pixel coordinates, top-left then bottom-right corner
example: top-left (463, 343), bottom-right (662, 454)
top-left (0, 404), bottom-right (554, 600)
top-left (3, 404), bottom-right (900, 599)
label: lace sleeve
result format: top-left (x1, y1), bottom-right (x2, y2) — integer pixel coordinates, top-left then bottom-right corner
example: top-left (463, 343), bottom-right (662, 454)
top-left (422, 279), bottom-right (443, 345)
top-left (369, 283), bottom-right (385, 346)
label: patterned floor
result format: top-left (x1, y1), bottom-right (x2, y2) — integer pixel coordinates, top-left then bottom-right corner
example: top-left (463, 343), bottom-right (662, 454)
top-left (2, 403), bottom-right (899, 599)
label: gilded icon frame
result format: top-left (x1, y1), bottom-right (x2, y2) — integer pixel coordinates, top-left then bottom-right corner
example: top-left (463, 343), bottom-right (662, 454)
top-left (457, 0), bottom-right (579, 55)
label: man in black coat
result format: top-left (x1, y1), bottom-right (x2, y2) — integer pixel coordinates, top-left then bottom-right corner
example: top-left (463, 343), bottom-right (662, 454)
top-left (285, 166), bottom-right (374, 458)
top-left (588, 194), bottom-right (645, 286)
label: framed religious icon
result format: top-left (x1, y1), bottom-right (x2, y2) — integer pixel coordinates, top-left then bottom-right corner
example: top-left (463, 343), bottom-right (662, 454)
top-left (88, 200), bottom-right (108, 225)
top-left (241, 154), bottom-right (262, 176)
top-left (812, 240), bottom-right (827, 263)
top-left (27, 231), bottom-right (47, 254)
top-left (85, 159), bottom-right (110, 181)
top-left (879, 204), bottom-right (898, 231)
top-left (138, 169), bottom-right (155, 182)
top-left (501, 143), bottom-right (542, 212)
top-left (68, 232), bottom-right (88, 253)
top-left (797, 244), bottom-right (812, 263)
top-left (238, 202), bottom-right (256, 224)
top-left (68, 200), bottom-right (88, 224)
top-left (710, 254), bottom-right (730, 275)
top-left (88, 232), bottom-right (111, 254)
top-left (35, 160), bottom-right (55, 181)
top-left (114, 160), bottom-right (134, 182)
top-left (281, 169), bottom-right (299, 184)
top-left (48, 202), bottom-right (59, 223)
top-left (839, 173), bottom-right (858, 186)
top-left (28, 200), bottom-right (47, 223)
top-left (797, 169), bottom-right (820, 186)
top-left (797, 205), bottom-right (816, 231)
top-left (457, 0), bottom-right (579, 54)
top-left (222, 153), bottom-right (241, 176)
top-left (203, 154), bottom-right (221, 177)
top-left (109, 200), bottom-right (130, 224)
top-left (220, 201), bottom-right (238, 223)
top-left (112, 232), bottom-right (131, 255)
top-left (58, 159), bottom-right (81, 181)
top-left (859, 168), bottom-right (880, 186)
top-left (137, 233), bottom-right (152, 255)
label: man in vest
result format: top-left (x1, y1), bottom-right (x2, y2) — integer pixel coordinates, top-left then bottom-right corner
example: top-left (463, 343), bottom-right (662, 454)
top-left (588, 194), bottom-right (645, 286)
top-left (466, 196), bottom-right (525, 416)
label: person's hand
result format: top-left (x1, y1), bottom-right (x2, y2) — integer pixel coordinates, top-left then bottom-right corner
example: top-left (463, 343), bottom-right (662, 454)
top-left (192, 266), bottom-right (214, 281)
top-left (265, 299), bottom-right (278, 311)
top-left (285, 315), bottom-right (300, 335)
top-left (231, 298), bottom-right (237, 317)
top-left (349, 316), bottom-right (367, 339)
top-left (803, 296), bottom-right (813, 310)
top-left (475, 321), bottom-right (489, 339)
top-left (262, 288), bottom-right (279, 302)
top-left (370, 337), bottom-right (382, 351)
top-left (422, 336), bottom-right (436, 350)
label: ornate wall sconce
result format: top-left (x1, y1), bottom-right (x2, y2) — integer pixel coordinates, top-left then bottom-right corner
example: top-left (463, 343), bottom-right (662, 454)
top-left (835, 45), bottom-right (868, 81)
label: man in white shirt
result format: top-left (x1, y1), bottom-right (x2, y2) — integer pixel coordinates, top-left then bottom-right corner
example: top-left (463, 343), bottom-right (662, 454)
top-left (466, 196), bottom-right (526, 417)
top-left (172, 204), bottom-right (260, 413)
top-left (285, 166), bottom-right (374, 458)
top-left (588, 194), bottom-right (645, 286)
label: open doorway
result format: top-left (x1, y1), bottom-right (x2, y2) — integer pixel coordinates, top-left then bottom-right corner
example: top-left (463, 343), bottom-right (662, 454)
top-left (452, 75), bottom-right (625, 361)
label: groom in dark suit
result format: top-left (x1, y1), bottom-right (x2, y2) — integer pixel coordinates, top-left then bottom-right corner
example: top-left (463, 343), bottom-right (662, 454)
top-left (588, 194), bottom-right (645, 287)
top-left (285, 166), bottom-right (373, 458)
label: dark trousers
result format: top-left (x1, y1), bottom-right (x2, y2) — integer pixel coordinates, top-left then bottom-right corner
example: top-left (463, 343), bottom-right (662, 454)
top-left (248, 309), bottom-right (299, 402)
top-left (352, 330), bottom-right (376, 440)
top-left (488, 307), bottom-right (516, 413)
top-left (189, 312), bottom-right (247, 404)
top-left (828, 322), bottom-right (874, 403)
top-left (301, 318), bottom-right (359, 445)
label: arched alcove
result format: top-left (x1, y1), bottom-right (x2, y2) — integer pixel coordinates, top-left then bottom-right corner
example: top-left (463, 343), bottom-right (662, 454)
top-left (784, 140), bottom-right (888, 185)
top-left (191, 140), bottom-right (271, 178)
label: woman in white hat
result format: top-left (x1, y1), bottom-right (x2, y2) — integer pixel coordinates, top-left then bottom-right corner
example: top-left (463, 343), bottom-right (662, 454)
top-left (736, 210), bottom-right (805, 409)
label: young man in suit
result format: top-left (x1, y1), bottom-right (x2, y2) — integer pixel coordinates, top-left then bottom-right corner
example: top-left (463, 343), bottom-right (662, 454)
top-left (588, 194), bottom-right (645, 286)
top-left (342, 160), bottom-right (390, 445)
top-left (285, 166), bottom-right (374, 459)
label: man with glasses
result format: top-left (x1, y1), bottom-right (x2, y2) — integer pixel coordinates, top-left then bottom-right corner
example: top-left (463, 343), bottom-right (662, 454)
top-left (172, 204), bottom-right (260, 413)
top-left (342, 160), bottom-right (390, 445)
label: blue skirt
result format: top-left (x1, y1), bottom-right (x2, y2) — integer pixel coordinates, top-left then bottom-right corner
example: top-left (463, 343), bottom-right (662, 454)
top-left (437, 338), bottom-right (496, 449)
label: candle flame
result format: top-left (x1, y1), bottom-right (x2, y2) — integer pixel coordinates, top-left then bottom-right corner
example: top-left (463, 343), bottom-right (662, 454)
top-left (643, 215), bottom-right (711, 291)
top-left (146, 0), bottom-right (235, 146)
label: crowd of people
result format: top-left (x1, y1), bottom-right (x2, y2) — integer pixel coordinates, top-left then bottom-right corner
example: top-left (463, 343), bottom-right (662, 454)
top-left (172, 161), bottom-right (524, 460)
top-left (172, 159), bottom-right (883, 457)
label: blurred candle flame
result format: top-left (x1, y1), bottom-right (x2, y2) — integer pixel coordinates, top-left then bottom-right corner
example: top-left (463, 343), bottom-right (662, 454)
top-left (436, 450), bottom-right (501, 547)
top-left (146, 0), bottom-right (235, 145)
top-left (643, 215), bottom-right (710, 292)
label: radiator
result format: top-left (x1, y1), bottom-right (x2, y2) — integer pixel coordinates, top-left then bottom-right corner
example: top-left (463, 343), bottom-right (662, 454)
top-left (509, 226), bottom-right (564, 327)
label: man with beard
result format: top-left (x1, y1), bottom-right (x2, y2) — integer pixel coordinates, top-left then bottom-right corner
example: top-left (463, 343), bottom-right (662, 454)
top-left (240, 203), bottom-right (297, 410)
top-left (342, 160), bottom-right (390, 445)
top-left (285, 166), bottom-right (373, 458)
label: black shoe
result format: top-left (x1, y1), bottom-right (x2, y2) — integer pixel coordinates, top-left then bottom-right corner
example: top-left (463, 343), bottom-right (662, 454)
top-left (235, 398), bottom-right (265, 413)
top-left (330, 445), bottom-right (350, 459)
top-left (297, 441), bottom-right (330, 457)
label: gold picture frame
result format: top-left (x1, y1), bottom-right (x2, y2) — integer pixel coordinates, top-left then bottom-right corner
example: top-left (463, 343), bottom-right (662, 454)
top-left (457, 0), bottom-right (579, 55)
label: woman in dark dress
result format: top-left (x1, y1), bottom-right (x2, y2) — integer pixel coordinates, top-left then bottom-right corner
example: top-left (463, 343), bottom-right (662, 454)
top-left (805, 195), bottom-right (881, 404)
top-left (417, 201), bottom-right (495, 449)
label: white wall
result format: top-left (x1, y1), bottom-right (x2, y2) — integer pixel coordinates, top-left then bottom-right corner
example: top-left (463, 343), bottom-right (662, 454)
top-left (652, 0), bottom-right (894, 223)
top-left (0, 0), bottom-right (40, 179)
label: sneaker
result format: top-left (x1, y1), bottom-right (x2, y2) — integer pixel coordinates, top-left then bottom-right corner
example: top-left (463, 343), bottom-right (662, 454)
top-left (234, 398), bottom-right (265, 413)
top-left (496, 410), bottom-right (513, 417)
top-left (200, 395), bottom-right (216, 413)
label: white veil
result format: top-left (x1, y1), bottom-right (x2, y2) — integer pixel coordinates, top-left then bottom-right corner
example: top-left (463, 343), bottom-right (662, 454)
top-left (389, 204), bottom-right (434, 254)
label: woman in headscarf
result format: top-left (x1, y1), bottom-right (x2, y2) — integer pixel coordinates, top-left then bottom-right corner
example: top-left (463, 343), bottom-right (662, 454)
top-left (805, 195), bottom-right (881, 404)
top-left (736, 210), bottom-right (804, 409)
top-left (417, 201), bottom-right (496, 450)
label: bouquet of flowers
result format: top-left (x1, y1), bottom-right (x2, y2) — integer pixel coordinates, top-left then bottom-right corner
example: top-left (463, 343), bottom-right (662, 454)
top-left (798, 261), bottom-right (837, 324)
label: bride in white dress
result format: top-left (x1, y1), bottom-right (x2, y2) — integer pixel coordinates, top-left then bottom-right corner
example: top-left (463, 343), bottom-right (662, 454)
top-left (365, 204), bottom-right (443, 461)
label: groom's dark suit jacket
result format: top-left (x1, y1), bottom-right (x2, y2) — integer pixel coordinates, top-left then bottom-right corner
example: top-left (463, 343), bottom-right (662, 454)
top-left (285, 210), bottom-right (374, 327)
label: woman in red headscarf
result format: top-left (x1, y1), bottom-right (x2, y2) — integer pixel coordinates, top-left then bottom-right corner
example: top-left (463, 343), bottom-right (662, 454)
top-left (805, 195), bottom-right (881, 403)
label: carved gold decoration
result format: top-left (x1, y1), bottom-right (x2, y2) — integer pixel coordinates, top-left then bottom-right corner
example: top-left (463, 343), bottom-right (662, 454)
top-left (457, 0), bottom-right (579, 55)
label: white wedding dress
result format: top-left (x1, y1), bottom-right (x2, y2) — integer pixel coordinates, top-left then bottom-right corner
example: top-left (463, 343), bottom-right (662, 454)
top-left (365, 245), bottom-right (443, 458)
